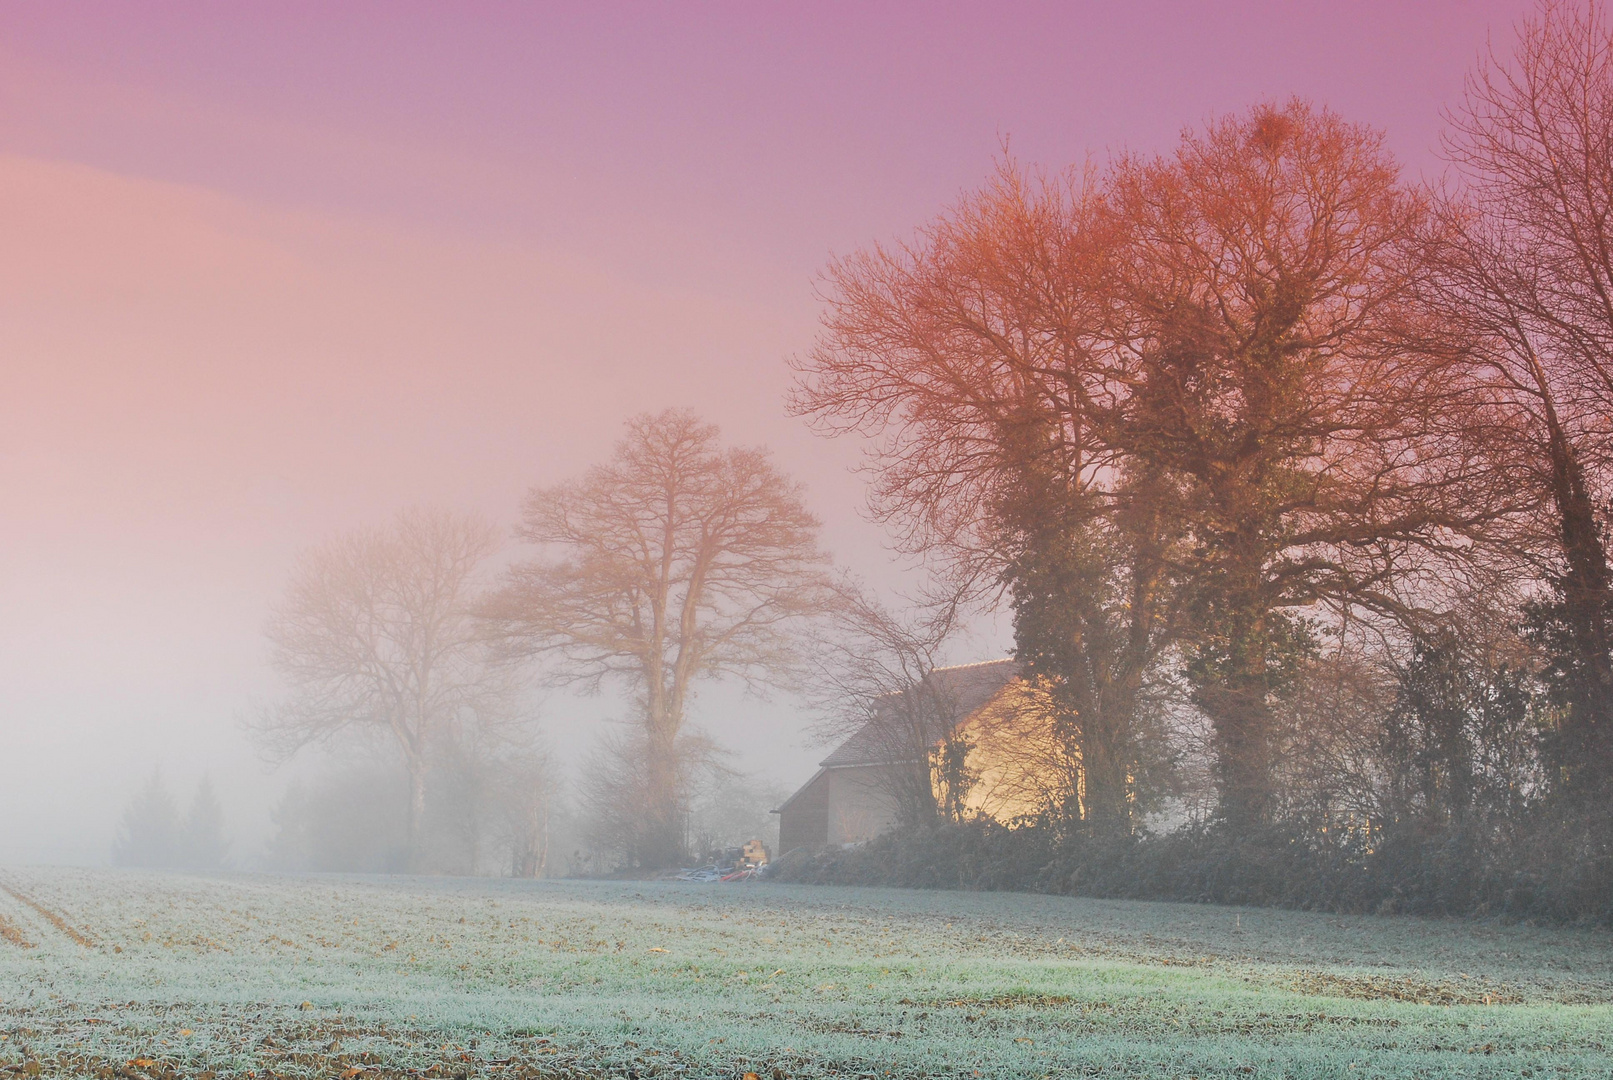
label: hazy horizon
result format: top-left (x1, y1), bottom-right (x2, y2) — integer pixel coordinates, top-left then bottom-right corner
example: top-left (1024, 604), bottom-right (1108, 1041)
top-left (0, 0), bottom-right (1529, 866)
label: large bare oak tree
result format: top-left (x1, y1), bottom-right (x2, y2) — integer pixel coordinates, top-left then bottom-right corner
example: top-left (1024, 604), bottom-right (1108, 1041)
top-left (796, 104), bottom-right (1492, 835)
top-left (484, 410), bottom-right (831, 868)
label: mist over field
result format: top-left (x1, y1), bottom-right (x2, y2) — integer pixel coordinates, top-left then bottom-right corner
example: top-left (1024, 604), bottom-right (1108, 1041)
top-left (21, 4), bottom-right (1613, 1079)
top-left (0, 1), bottom-right (1524, 870)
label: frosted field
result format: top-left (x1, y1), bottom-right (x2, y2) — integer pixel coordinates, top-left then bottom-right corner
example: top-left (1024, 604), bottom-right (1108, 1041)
top-left (1, 869), bottom-right (1611, 1078)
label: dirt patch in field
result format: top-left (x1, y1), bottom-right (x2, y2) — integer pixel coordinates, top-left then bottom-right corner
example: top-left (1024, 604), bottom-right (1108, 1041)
top-left (0, 880), bottom-right (95, 948)
top-left (933, 993), bottom-right (1074, 1009)
top-left (796, 1017), bottom-right (907, 1039)
top-left (1278, 969), bottom-right (1523, 1006)
top-left (0, 913), bottom-right (32, 949)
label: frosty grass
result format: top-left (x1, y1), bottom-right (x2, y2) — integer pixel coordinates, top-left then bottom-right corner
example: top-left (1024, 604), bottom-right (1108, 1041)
top-left (1, 868), bottom-right (1610, 1078)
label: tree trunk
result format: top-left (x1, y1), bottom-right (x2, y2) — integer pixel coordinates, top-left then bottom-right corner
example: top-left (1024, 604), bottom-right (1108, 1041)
top-left (1546, 422), bottom-right (1613, 781)
top-left (407, 763), bottom-right (427, 873)
top-left (1202, 682), bottom-right (1276, 835)
top-left (535, 798), bottom-right (550, 878)
top-left (1199, 552), bottom-right (1277, 836)
top-left (639, 725), bottom-right (684, 869)
top-left (1080, 690), bottom-right (1134, 838)
top-left (514, 797), bottom-right (548, 878)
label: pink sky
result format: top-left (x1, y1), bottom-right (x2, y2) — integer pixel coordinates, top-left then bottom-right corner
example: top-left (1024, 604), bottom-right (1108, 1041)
top-left (0, 1), bottom-right (1529, 862)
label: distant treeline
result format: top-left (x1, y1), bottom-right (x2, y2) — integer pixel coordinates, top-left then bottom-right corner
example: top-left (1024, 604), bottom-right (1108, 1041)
top-left (249, 399), bottom-right (822, 876)
top-left (784, 3), bottom-right (1613, 922)
top-left (112, 771), bottom-right (228, 871)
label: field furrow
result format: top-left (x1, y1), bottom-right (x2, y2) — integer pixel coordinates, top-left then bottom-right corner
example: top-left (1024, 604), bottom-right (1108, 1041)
top-left (0, 877), bottom-right (96, 948)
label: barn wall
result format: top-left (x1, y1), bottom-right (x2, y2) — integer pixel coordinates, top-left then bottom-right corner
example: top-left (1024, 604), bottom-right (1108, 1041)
top-left (957, 680), bottom-right (1075, 822)
top-left (827, 766), bottom-right (901, 846)
top-left (777, 675), bottom-right (1074, 853)
top-left (777, 769), bottom-right (830, 853)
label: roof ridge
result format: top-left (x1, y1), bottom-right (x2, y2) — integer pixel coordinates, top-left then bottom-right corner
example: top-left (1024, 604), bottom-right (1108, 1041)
top-left (814, 659), bottom-right (1024, 770)
top-left (931, 657), bottom-right (1017, 672)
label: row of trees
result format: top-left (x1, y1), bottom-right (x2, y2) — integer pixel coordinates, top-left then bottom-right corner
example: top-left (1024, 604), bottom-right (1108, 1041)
top-left (252, 2), bottom-right (1613, 912)
top-left (258, 412), bottom-right (831, 873)
top-left (787, 2), bottom-right (1613, 912)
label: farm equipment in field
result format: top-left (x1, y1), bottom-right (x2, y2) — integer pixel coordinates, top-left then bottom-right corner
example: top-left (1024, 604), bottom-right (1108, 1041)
top-left (671, 838), bottom-right (770, 882)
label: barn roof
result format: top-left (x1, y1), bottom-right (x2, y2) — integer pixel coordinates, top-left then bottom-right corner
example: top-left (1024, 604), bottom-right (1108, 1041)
top-left (817, 658), bottom-right (1020, 769)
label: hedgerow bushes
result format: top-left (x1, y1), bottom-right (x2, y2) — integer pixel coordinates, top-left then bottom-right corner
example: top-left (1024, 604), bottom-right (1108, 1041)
top-left (771, 813), bottom-right (1613, 923)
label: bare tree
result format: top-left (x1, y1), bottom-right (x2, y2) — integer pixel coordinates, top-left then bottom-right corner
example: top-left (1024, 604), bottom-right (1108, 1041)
top-left (426, 718), bottom-right (556, 875)
top-left (796, 105), bottom-right (1495, 836)
top-left (1097, 102), bottom-right (1474, 832)
top-left (483, 410), bottom-right (832, 868)
top-left (257, 508), bottom-right (509, 870)
top-left (792, 163), bottom-right (1187, 835)
top-left (486, 745), bottom-right (559, 878)
top-left (803, 580), bottom-right (973, 825)
top-left (575, 726), bottom-right (728, 867)
top-left (1439, 0), bottom-right (1613, 782)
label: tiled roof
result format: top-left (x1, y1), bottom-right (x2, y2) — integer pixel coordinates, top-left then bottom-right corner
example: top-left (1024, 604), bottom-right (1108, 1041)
top-left (818, 658), bottom-right (1020, 768)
